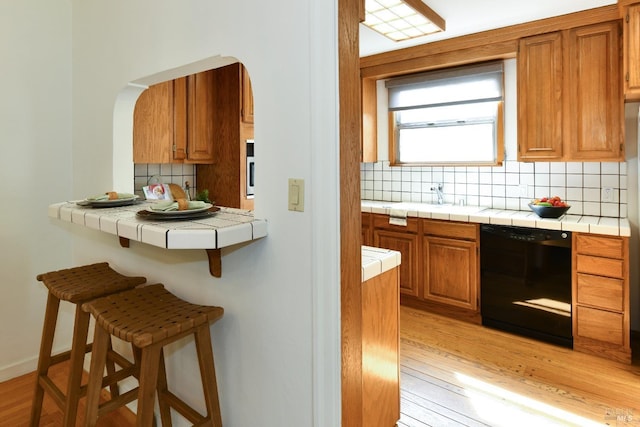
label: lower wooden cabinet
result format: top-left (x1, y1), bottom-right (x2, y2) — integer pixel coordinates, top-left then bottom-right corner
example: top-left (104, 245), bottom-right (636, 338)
top-left (363, 212), bottom-right (632, 363)
top-left (366, 213), bottom-right (480, 320)
top-left (372, 214), bottom-right (420, 297)
top-left (362, 266), bottom-right (400, 426)
top-left (423, 236), bottom-right (478, 311)
top-left (573, 233), bottom-right (630, 363)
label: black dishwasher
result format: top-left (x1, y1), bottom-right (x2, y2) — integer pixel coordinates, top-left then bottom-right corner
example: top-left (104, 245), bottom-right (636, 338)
top-left (480, 224), bottom-right (572, 348)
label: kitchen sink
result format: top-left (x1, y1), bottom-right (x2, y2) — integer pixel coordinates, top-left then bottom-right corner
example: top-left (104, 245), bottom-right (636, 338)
top-left (391, 202), bottom-right (486, 216)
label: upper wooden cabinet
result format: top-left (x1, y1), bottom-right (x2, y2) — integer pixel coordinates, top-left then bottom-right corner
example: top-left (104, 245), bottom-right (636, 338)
top-left (361, 77), bottom-right (377, 163)
top-left (241, 65), bottom-right (254, 124)
top-left (518, 21), bottom-right (624, 162)
top-left (133, 80), bottom-right (175, 164)
top-left (197, 63), bottom-right (255, 210)
top-left (133, 70), bottom-right (216, 164)
top-left (517, 32), bottom-right (564, 160)
top-left (623, 3), bottom-right (640, 100)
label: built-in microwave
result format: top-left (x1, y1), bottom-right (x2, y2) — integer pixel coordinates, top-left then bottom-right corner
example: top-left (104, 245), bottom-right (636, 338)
top-left (246, 139), bottom-right (255, 198)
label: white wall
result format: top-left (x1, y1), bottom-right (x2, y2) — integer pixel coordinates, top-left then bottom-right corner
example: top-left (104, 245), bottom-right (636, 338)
top-left (0, 1), bottom-right (74, 377)
top-left (1, 1), bottom-right (342, 426)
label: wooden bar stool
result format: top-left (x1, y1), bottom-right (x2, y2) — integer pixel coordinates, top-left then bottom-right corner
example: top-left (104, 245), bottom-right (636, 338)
top-left (30, 262), bottom-right (147, 427)
top-left (82, 283), bottom-right (224, 427)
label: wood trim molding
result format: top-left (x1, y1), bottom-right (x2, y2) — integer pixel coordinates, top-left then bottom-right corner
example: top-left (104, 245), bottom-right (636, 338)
top-left (340, 0), bottom-right (364, 426)
top-left (360, 4), bottom-right (619, 79)
top-left (403, 0), bottom-right (446, 32)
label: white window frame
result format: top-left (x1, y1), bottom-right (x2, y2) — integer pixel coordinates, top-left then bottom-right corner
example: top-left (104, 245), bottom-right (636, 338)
top-left (386, 61), bottom-right (505, 166)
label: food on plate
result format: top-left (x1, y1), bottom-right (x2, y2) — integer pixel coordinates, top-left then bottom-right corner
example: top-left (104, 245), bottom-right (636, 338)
top-left (530, 196), bottom-right (568, 208)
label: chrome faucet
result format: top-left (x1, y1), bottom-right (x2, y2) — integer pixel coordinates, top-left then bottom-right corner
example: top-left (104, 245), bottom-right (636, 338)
top-left (431, 183), bottom-right (444, 204)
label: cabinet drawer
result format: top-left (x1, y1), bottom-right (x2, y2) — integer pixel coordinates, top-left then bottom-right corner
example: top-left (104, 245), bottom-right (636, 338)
top-left (372, 214), bottom-right (419, 233)
top-left (576, 273), bottom-right (623, 312)
top-left (575, 234), bottom-right (624, 259)
top-left (575, 254), bottom-right (624, 279)
top-left (423, 220), bottom-right (477, 241)
top-left (575, 306), bottom-right (624, 346)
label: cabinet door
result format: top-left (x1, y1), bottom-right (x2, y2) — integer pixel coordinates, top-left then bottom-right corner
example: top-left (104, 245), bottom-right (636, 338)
top-left (567, 21), bottom-right (623, 161)
top-left (361, 77), bottom-right (377, 163)
top-left (517, 32), bottom-right (564, 161)
top-left (362, 213), bottom-right (372, 247)
top-left (241, 66), bottom-right (254, 124)
top-left (173, 77), bottom-right (188, 161)
top-left (624, 3), bottom-right (640, 101)
top-left (362, 267), bottom-right (400, 427)
top-left (133, 81), bottom-right (174, 163)
top-left (187, 70), bottom-right (216, 163)
top-left (423, 236), bottom-right (478, 311)
top-left (374, 228), bottom-right (420, 297)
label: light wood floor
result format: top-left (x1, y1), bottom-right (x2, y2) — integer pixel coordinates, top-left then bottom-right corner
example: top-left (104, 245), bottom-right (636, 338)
top-left (2, 308), bottom-right (639, 426)
top-left (399, 306), bottom-right (640, 427)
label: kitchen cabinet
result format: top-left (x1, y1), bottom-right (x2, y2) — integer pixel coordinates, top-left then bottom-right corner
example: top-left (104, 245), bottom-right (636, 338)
top-left (241, 65), bottom-right (254, 124)
top-left (372, 214), bottom-right (420, 298)
top-left (133, 71), bottom-right (216, 164)
top-left (362, 212), bottom-right (372, 246)
top-left (623, 3), bottom-right (640, 100)
top-left (366, 213), bottom-right (480, 322)
top-left (573, 233), bottom-right (631, 364)
top-left (517, 32), bottom-right (564, 160)
top-left (361, 77), bottom-right (377, 163)
top-left (197, 63), bottom-right (254, 210)
top-left (361, 266), bottom-right (400, 427)
top-left (422, 220), bottom-right (479, 312)
top-left (518, 21), bottom-right (624, 162)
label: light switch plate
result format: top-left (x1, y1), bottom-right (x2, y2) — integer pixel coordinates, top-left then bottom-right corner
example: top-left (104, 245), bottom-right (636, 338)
top-left (288, 178), bottom-right (304, 212)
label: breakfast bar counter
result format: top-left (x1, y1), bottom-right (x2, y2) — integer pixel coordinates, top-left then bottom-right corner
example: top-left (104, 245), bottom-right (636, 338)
top-left (48, 201), bottom-right (268, 277)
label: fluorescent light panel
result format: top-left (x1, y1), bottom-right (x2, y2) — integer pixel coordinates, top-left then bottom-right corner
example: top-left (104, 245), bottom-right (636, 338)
top-left (364, 0), bottom-right (445, 42)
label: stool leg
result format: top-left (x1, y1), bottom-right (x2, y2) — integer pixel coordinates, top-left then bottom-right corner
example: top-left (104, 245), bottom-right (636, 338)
top-left (106, 337), bottom-right (120, 398)
top-left (137, 344), bottom-right (162, 427)
top-left (156, 349), bottom-right (172, 426)
top-left (29, 292), bottom-right (60, 427)
top-left (84, 325), bottom-right (110, 427)
top-left (62, 306), bottom-right (91, 427)
top-left (194, 324), bottom-right (222, 427)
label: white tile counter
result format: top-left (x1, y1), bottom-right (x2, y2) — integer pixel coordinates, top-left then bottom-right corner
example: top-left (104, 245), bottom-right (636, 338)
top-left (48, 201), bottom-right (268, 276)
top-left (362, 200), bottom-right (631, 237)
top-left (362, 246), bottom-right (401, 282)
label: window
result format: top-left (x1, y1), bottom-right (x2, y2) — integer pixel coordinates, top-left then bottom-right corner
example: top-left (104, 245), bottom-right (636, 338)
top-left (386, 61), bottom-right (505, 166)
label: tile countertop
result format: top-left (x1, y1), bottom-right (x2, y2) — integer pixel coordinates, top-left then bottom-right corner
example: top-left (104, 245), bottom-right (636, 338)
top-left (362, 200), bottom-right (631, 237)
top-left (48, 201), bottom-right (268, 250)
top-left (362, 246), bottom-right (401, 283)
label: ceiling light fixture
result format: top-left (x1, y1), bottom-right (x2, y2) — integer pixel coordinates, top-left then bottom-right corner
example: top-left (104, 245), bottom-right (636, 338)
top-left (363, 0), bottom-right (446, 42)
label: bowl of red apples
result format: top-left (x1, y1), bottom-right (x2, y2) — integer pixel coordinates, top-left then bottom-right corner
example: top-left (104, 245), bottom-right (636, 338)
top-left (528, 196), bottom-right (571, 218)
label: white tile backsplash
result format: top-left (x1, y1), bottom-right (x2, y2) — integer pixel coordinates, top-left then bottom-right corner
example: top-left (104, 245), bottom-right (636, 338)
top-left (361, 160), bottom-right (628, 218)
top-left (134, 163), bottom-right (196, 199)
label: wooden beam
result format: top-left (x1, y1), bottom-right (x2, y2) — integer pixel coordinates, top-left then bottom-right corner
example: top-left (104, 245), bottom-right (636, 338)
top-left (340, 0), bottom-right (364, 425)
top-left (404, 0), bottom-right (446, 32)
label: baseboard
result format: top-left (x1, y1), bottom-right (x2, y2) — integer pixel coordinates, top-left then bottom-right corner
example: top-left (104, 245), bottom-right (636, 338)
top-left (0, 356), bottom-right (38, 383)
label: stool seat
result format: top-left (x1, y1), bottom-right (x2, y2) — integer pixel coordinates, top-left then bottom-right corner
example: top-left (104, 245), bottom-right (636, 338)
top-left (82, 284), bottom-right (224, 427)
top-left (30, 262), bottom-right (146, 427)
top-left (83, 283), bottom-right (224, 348)
top-left (37, 262), bottom-right (147, 303)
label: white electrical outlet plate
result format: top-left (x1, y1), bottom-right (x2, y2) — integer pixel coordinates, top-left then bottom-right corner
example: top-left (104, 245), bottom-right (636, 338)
top-left (518, 184), bottom-right (528, 197)
top-left (601, 187), bottom-right (615, 202)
